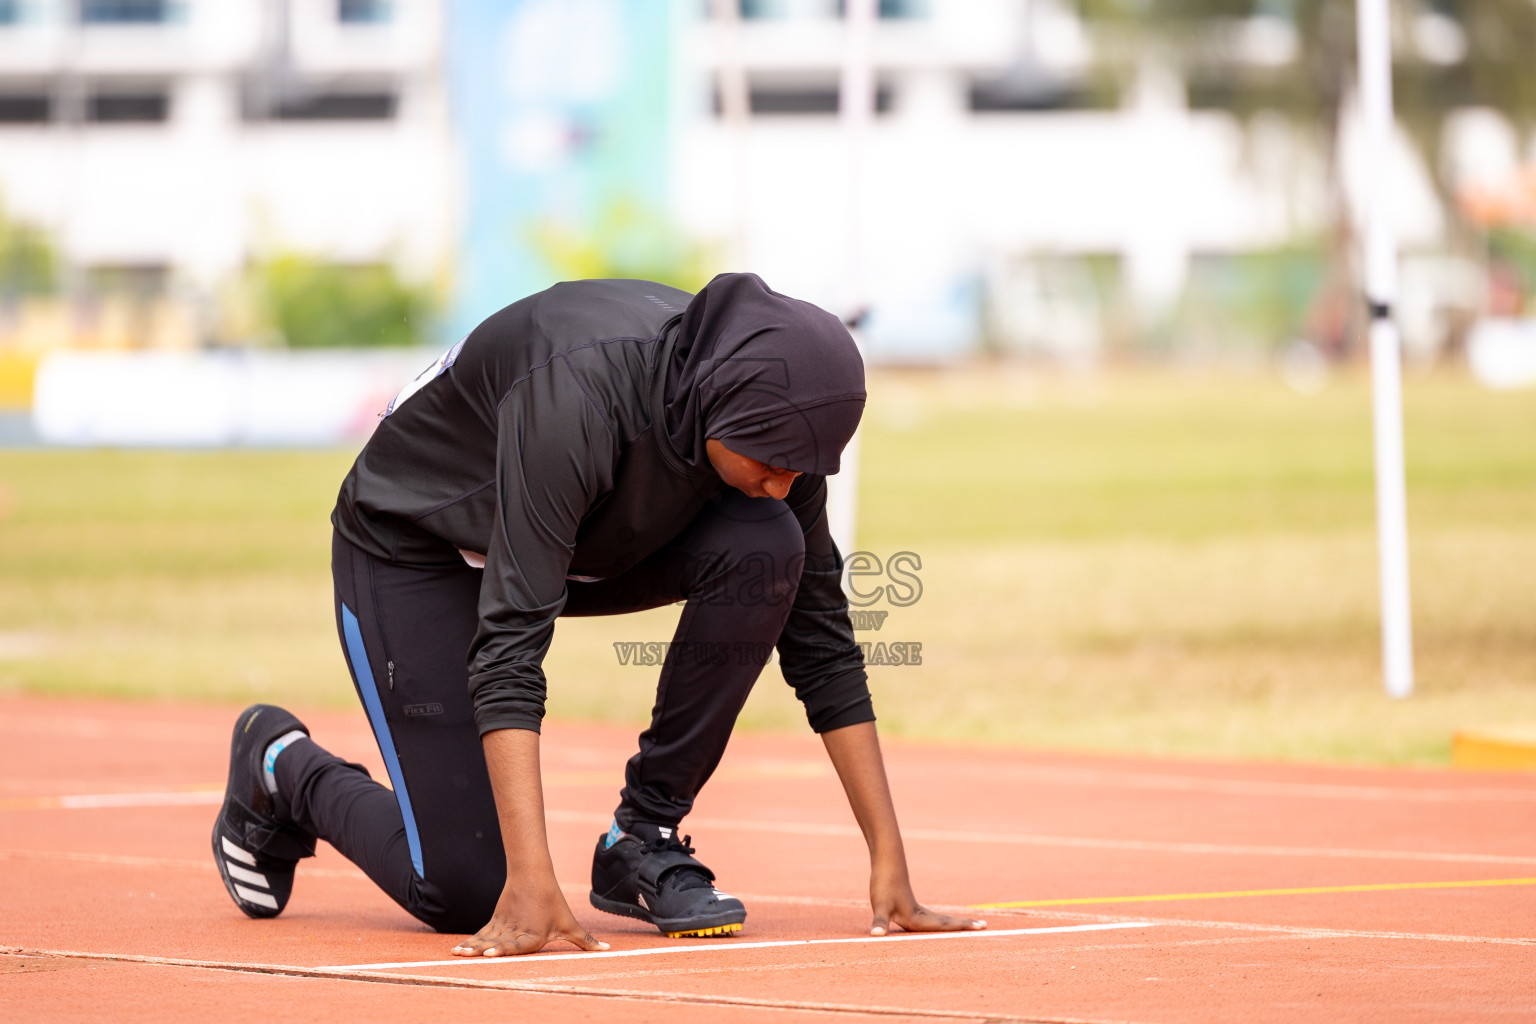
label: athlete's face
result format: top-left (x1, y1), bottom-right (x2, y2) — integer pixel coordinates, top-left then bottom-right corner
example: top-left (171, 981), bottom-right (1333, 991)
top-left (706, 438), bottom-right (802, 500)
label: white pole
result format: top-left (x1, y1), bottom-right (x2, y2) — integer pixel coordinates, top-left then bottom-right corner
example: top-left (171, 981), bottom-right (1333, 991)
top-left (827, 0), bottom-right (876, 558)
top-left (708, 0), bottom-right (750, 267)
top-left (1356, 0), bottom-right (1414, 698)
top-left (840, 0), bottom-right (876, 304)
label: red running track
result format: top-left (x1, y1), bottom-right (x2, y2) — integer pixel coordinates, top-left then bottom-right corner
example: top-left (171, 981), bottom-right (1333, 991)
top-left (1, 693), bottom-right (1533, 1023)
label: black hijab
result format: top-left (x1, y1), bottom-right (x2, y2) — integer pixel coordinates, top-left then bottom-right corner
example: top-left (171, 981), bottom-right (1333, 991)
top-left (664, 273), bottom-right (865, 477)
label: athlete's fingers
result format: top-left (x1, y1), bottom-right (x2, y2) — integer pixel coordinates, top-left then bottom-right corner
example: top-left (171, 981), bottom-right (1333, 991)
top-left (455, 924), bottom-right (607, 957)
top-left (451, 935), bottom-right (493, 956)
top-left (896, 905), bottom-right (986, 933)
top-left (869, 912), bottom-right (891, 937)
top-left (451, 924), bottom-right (526, 957)
top-left (563, 926), bottom-right (609, 952)
top-left (475, 931), bottom-right (535, 957)
top-left (912, 907), bottom-right (975, 932)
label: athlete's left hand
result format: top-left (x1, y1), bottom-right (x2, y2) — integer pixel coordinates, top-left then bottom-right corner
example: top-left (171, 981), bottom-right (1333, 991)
top-left (868, 863), bottom-right (985, 936)
top-left (817, 722), bottom-right (987, 937)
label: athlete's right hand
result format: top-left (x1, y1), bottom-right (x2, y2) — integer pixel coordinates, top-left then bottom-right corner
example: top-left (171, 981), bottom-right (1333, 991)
top-left (450, 883), bottom-right (609, 957)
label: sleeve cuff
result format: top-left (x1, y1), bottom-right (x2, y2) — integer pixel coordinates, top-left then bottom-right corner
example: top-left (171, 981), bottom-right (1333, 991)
top-left (474, 711), bottom-right (544, 737)
top-left (808, 696), bottom-right (876, 734)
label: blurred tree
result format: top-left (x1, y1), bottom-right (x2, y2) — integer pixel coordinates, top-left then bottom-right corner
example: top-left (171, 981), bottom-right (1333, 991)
top-left (1487, 226), bottom-right (1536, 314)
top-left (1079, 0), bottom-right (1536, 192)
top-left (0, 199), bottom-right (60, 300)
top-left (1078, 0), bottom-right (1536, 350)
top-left (528, 198), bottom-right (719, 294)
top-left (253, 256), bottom-right (437, 349)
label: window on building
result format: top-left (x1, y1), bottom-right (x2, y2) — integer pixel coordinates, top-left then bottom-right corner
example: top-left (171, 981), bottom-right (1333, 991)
top-left (968, 76), bottom-right (1119, 113)
top-left (832, 0), bottom-right (929, 17)
top-left (273, 92), bottom-right (397, 120)
top-left (737, 0), bottom-right (928, 17)
top-left (747, 85), bottom-right (840, 115)
top-left (715, 82), bottom-right (892, 116)
top-left (737, 0), bottom-right (786, 18)
top-left (0, 95), bottom-right (50, 124)
top-left (87, 91), bottom-right (170, 122)
top-left (338, 0), bottom-right (391, 24)
top-left (79, 0), bottom-right (170, 24)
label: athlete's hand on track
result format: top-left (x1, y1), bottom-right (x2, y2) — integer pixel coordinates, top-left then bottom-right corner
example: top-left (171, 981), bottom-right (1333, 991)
top-left (818, 722), bottom-right (987, 938)
top-left (464, 730), bottom-right (609, 957)
top-left (869, 866), bottom-right (986, 937)
top-left (450, 884), bottom-right (609, 957)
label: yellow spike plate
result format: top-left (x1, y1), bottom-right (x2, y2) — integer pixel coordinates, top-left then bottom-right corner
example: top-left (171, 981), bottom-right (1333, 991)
top-left (665, 922), bottom-right (742, 938)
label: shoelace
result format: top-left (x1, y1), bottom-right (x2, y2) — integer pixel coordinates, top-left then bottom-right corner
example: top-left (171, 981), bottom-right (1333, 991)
top-left (641, 833), bottom-right (696, 856)
top-left (641, 833), bottom-right (713, 890)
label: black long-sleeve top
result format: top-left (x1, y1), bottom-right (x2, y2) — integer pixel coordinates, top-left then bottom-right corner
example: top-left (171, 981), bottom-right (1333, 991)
top-left (332, 279), bottom-right (872, 736)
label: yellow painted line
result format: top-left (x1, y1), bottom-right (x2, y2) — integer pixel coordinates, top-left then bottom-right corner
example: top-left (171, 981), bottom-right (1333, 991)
top-left (974, 876), bottom-right (1536, 910)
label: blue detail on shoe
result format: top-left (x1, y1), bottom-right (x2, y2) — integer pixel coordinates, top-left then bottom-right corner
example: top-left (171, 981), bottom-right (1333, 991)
top-left (341, 603), bottom-right (425, 877)
top-left (605, 818), bottom-right (627, 849)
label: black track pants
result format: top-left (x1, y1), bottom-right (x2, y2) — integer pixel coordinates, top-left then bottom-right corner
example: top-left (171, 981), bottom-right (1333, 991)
top-left (277, 489), bottom-right (804, 934)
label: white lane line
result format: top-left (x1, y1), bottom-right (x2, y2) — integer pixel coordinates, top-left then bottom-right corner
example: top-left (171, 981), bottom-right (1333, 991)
top-left (6, 849), bottom-right (1517, 948)
top-left (544, 809), bottom-right (1536, 867)
top-left (0, 848), bottom-right (369, 881)
top-left (0, 946), bottom-right (1156, 1024)
top-left (0, 849), bottom-right (857, 900)
top-left (329, 922), bottom-right (1159, 971)
top-left (0, 715), bottom-right (378, 751)
top-left (996, 908), bottom-right (1536, 947)
top-left (61, 791), bottom-right (222, 809)
top-left (899, 763), bottom-right (1536, 804)
top-left (10, 783), bottom-right (1534, 868)
top-left (0, 717), bottom-right (226, 745)
top-left (5, 709), bottom-right (1530, 803)
top-left (521, 933), bottom-right (1308, 985)
top-left (0, 790), bottom-right (222, 810)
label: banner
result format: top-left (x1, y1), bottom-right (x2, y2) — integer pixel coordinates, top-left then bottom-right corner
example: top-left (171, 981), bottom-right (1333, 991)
top-left (447, 0), bottom-right (672, 338)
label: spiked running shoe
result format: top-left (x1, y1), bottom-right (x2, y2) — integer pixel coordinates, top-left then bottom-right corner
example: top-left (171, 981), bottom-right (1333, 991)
top-left (589, 822), bottom-right (746, 938)
top-left (211, 704), bottom-right (317, 918)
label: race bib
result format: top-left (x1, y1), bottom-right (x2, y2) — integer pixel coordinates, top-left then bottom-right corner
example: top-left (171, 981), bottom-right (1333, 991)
top-left (384, 337), bottom-right (467, 417)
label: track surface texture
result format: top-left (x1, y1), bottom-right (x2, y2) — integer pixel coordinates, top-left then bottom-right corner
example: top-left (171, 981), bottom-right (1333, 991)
top-left (2, 694), bottom-right (1533, 1023)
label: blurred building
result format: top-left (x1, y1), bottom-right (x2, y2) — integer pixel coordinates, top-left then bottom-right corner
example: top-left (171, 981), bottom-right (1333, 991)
top-left (675, 0), bottom-right (1345, 361)
top-left (0, 0), bottom-right (1493, 368)
top-left (0, 0), bottom-right (451, 351)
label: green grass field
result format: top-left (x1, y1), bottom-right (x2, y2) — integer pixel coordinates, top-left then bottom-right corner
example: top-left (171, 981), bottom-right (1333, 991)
top-left (1, 367), bottom-right (1532, 764)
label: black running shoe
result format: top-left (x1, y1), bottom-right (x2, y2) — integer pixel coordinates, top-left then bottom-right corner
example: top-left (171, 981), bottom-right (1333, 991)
top-left (589, 822), bottom-right (746, 938)
top-left (211, 704), bottom-right (317, 919)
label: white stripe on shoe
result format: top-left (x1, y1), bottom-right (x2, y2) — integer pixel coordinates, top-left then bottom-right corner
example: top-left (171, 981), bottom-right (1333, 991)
top-left (224, 863), bottom-right (269, 888)
top-left (220, 836), bottom-right (256, 866)
top-left (233, 883), bottom-right (278, 910)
